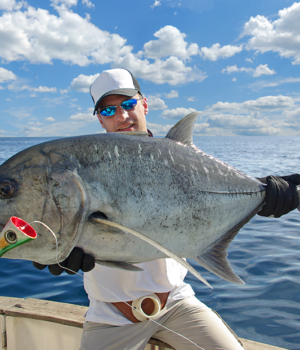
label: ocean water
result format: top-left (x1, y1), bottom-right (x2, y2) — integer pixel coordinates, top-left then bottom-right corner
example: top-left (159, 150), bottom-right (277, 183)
top-left (0, 136), bottom-right (299, 349)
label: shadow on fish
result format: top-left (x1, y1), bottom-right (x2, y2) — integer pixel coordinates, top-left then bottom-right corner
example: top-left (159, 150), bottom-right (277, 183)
top-left (0, 112), bottom-right (294, 287)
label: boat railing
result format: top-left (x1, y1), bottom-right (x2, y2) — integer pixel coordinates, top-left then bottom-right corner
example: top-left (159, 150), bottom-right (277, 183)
top-left (0, 297), bottom-right (286, 350)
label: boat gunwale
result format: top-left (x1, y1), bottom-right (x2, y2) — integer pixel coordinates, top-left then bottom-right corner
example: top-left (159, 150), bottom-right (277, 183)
top-left (0, 296), bottom-right (286, 350)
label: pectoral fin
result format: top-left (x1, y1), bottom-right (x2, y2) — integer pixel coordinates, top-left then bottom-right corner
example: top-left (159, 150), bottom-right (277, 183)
top-left (91, 217), bottom-right (212, 288)
top-left (95, 260), bottom-right (144, 271)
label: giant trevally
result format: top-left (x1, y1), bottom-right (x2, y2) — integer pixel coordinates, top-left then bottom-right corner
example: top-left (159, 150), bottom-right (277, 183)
top-left (0, 112), bottom-right (273, 286)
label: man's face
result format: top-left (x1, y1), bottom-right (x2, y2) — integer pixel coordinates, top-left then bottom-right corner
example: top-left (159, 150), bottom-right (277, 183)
top-left (97, 94), bottom-right (148, 133)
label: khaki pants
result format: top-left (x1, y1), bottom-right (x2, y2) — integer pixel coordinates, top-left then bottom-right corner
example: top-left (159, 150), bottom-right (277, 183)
top-left (79, 296), bottom-right (244, 350)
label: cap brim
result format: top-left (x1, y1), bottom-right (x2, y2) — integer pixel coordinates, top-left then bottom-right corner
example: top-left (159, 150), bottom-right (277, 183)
top-left (94, 88), bottom-right (138, 114)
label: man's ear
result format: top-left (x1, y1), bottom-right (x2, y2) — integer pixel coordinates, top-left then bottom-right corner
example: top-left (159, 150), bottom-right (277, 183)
top-left (97, 114), bottom-right (106, 130)
top-left (143, 97), bottom-right (148, 116)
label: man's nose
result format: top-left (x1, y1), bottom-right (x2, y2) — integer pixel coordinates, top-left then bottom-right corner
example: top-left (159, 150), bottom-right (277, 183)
top-left (115, 106), bottom-right (129, 121)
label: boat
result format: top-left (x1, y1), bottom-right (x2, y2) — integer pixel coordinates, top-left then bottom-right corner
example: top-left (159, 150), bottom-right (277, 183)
top-left (0, 296), bottom-right (286, 350)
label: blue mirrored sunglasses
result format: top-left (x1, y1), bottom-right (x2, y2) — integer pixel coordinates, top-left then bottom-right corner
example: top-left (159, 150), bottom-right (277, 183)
top-left (98, 98), bottom-right (143, 117)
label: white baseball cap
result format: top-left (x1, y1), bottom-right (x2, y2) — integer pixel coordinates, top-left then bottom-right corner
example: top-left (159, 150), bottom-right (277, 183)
top-left (90, 68), bottom-right (142, 115)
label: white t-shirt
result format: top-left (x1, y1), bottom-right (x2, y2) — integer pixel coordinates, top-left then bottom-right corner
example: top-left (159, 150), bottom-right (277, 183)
top-left (84, 258), bottom-right (195, 326)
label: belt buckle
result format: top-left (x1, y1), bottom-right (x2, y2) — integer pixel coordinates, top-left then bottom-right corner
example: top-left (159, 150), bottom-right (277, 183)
top-left (132, 294), bottom-right (162, 322)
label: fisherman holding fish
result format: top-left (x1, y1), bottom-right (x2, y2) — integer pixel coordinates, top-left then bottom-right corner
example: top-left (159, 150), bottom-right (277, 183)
top-left (33, 69), bottom-right (300, 350)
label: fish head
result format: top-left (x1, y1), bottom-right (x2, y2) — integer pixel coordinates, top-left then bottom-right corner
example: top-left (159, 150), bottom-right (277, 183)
top-left (0, 142), bottom-right (87, 264)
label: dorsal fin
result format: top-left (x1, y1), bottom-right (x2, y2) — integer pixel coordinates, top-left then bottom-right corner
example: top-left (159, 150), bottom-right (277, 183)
top-left (165, 111), bottom-right (200, 147)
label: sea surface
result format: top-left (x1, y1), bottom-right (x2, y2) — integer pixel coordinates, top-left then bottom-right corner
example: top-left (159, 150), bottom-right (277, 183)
top-left (0, 136), bottom-right (299, 349)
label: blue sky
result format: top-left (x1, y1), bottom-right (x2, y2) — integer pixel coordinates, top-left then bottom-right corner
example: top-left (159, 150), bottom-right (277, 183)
top-left (1, 0), bottom-right (300, 137)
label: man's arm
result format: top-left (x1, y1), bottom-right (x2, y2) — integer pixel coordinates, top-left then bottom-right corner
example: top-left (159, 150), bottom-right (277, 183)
top-left (257, 174), bottom-right (300, 218)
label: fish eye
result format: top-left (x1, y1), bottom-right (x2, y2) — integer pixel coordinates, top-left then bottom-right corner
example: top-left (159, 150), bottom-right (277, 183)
top-left (0, 181), bottom-right (15, 198)
top-left (5, 230), bottom-right (18, 244)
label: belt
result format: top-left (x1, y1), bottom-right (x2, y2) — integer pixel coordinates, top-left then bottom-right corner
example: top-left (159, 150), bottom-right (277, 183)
top-left (112, 292), bottom-right (170, 323)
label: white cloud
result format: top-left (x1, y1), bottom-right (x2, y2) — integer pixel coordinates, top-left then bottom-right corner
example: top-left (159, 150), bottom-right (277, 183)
top-left (199, 113), bottom-right (284, 136)
top-left (164, 90), bottom-right (178, 99)
top-left (210, 95), bottom-right (294, 112)
top-left (50, 0), bottom-right (78, 9)
top-left (0, 0), bottom-right (26, 11)
top-left (284, 108), bottom-right (300, 126)
top-left (70, 73), bottom-right (99, 92)
top-left (207, 113), bottom-right (270, 129)
top-left (24, 126), bottom-right (41, 133)
top-left (160, 107), bottom-right (197, 119)
top-left (232, 78), bottom-right (237, 82)
top-left (33, 121), bottom-right (42, 125)
top-left (21, 120), bottom-right (92, 137)
top-left (252, 64), bottom-right (276, 77)
top-left (207, 114), bottom-right (281, 136)
top-left (31, 86), bottom-right (57, 92)
top-left (143, 25), bottom-right (199, 60)
top-left (146, 122), bottom-right (173, 136)
top-left (222, 65), bottom-right (240, 74)
top-left (194, 122), bottom-right (209, 132)
top-left (7, 105), bottom-right (35, 119)
top-left (69, 107), bottom-right (96, 122)
top-left (246, 58), bottom-right (253, 63)
top-left (0, 6), bottom-right (205, 86)
top-left (45, 117), bottom-right (55, 121)
top-left (147, 96), bottom-right (168, 110)
top-left (222, 64), bottom-right (276, 77)
top-left (113, 53), bottom-right (207, 85)
top-left (249, 77), bottom-right (300, 90)
top-left (158, 0), bottom-right (218, 13)
top-left (0, 6), bottom-right (129, 66)
top-left (151, 0), bottom-right (161, 9)
top-left (244, 2), bottom-right (300, 65)
top-left (8, 84), bottom-right (57, 92)
top-left (196, 95), bottom-right (300, 135)
top-left (200, 43), bottom-right (243, 61)
top-left (0, 67), bottom-right (17, 83)
top-left (187, 96), bottom-right (197, 101)
top-left (82, 0), bottom-right (94, 8)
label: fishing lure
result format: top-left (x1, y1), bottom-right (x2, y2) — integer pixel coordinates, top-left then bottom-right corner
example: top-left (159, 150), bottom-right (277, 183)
top-left (0, 217), bottom-right (36, 257)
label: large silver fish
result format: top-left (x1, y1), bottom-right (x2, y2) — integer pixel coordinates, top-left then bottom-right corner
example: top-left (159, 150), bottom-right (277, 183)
top-left (0, 113), bottom-right (267, 286)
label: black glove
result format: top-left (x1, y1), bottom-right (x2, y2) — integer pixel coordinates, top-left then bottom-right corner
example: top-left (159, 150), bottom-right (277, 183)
top-left (32, 247), bottom-right (95, 276)
top-left (257, 174), bottom-right (300, 218)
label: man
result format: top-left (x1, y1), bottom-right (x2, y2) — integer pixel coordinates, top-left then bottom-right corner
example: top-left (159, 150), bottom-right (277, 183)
top-left (34, 68), bottom-right (300, 350)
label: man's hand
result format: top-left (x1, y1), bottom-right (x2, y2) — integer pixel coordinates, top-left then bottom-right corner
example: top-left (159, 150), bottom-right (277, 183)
top-left (32, 247), bottom-right (95, 276)
top-left (257, 174), bottom-right (300, 218)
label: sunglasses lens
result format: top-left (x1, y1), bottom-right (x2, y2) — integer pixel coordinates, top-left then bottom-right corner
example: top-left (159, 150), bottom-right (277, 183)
top-left (99, 99), bottom-right (139, 117)
top-left (100, 106), bottom-right (116, 117)
top-left (121, 99), bottom-right (137, 110)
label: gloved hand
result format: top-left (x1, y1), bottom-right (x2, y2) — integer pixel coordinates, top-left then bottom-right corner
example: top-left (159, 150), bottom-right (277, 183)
top-left (32, 247), bottom-right (95, 276)
top-left (257, 174), bottom-right (300, 218)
